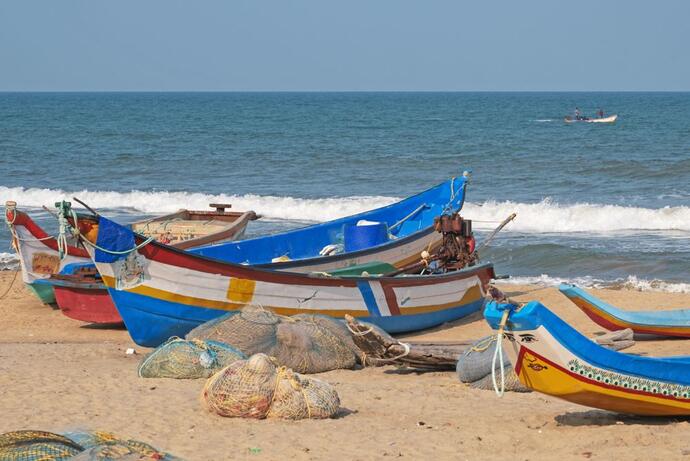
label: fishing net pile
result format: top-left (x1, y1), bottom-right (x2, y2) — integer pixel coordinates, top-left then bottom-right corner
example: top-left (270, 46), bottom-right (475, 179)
top-left (0, 430), bottom-right (182, 461)
top-left (187, 305), bottom-right (360, 374)
top-left (456, 336), bottom-right (530, 393)
top-left (202, 353), bottom-right (341, 420)
top-left (0, 431), bottom-right (82, 461)
top-left (137, 337), bottom-right (245, 379)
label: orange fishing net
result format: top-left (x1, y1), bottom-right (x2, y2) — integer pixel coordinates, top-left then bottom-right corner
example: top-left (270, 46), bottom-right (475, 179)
top-left (202, 353), bottom-right (340, 420)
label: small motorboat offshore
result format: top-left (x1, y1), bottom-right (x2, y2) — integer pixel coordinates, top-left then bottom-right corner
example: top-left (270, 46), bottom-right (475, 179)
top-left (564, 114), bottom-right (618, 124)
top-left (560, 283), bottom-right (690, 338)
top-left (60, 200), bottom-right (497, 347)
top-left (484, 293), bottom-right (690, 416)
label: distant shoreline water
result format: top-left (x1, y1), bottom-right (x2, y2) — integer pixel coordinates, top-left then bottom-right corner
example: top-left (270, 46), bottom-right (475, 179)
top-left (2, 92), bottom-right (689, 291)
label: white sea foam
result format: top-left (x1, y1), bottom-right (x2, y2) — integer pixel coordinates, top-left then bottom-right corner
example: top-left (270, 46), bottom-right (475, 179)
top-left (464, 199), bottom-right (690, 233)
top-left (0, 186), bottom-right (397, 222)
top-left (500, 274), bottom-right (690, 294)
top-left (0, 252), bottom-right (19, 271)
top-left (3, 187), bottom-right (690, 234)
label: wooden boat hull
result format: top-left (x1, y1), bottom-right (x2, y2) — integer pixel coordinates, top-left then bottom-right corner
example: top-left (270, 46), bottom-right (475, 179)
top-left (560, 284), bottom-right (690, 337)
top-left (86, 216), bottom-right (495, 347)
top-left (53, 283), bottom-right (122, 325)
top-left (485, 300), bottom-right (690, 416)
top-left (5, 204), bottom-right (256, 319)
top-left (5, 207), bottom-right (91, 305)
top-left (25, 281), bottom-right (58, 305)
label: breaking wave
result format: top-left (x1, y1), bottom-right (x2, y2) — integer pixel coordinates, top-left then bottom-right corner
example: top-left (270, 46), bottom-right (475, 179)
top-left (0, 252), bottom-right (19, 271)
top-left (0, 186), bottom-right (397, 223)
top-left (464, 199), bottom-right (690, 233)
top-left (2, 187), bottom-right (690, 233)
top-left (500, 274), bottom-right (690, 294)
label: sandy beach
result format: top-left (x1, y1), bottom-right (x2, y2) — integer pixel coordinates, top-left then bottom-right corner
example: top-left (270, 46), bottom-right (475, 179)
top-left (2, 270), bottom-right (690, 461)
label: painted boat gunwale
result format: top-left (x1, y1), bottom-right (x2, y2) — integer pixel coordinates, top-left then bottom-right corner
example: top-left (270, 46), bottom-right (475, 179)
top-left (8, 209), bottom-right (90, 258)
top-left (128, 230), bottom-right (495, 287)
top-left (560, 283), bottom-right (690, 337)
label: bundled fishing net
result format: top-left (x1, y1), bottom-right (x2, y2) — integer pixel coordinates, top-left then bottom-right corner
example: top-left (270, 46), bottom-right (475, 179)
top-left (202, 353), bottom-right (340, 420)
top-left (0, 431), bottom-right (82, 461)
top-left (137, 337), bottom-right (245, 379)
top-left (0, 431), bottom-right (182, 461)
top-left (456, 336), bottom-right (530, 393)
top-left (187, 305), bottom-right (358, 374)
top-left (66, 431), bottom-right (182, 460)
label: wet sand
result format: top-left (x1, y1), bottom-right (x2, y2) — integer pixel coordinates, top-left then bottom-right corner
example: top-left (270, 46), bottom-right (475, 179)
top-left (2, 270), bottom-right (690, 460)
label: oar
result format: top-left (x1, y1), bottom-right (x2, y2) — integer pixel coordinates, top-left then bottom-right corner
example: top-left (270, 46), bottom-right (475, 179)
top-left (72, 197), bottom-right (101, 217)
top-left (473, 213), bottom-right (516, 255)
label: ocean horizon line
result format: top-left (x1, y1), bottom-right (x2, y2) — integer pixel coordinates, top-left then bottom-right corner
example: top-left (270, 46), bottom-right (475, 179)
top-left (1, 89), bottom-right (689, 94)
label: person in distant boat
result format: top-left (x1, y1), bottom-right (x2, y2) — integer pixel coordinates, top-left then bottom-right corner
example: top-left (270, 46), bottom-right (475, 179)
top-left (597, 108), bottom-right (604, 118)
top-left (574, 107), bottom-right (582, 120)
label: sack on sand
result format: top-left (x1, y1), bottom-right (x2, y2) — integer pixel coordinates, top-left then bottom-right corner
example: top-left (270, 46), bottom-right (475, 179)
top-left (0, 431), bottom-right (83, 461)
top-left (456, 336), bottom-right (530, 393)
top-left (137, 337), bottom-right (245, 379)
top-left (187, 305), bottom-right (358, 374)
top-left (202, 353), bottom-right (340, 420)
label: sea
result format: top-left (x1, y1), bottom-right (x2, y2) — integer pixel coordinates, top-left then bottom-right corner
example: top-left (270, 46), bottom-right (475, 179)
top-left (1, 92), bottom-right (689, 292)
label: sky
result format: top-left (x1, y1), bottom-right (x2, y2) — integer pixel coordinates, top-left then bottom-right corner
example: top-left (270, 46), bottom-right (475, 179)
top-left (0, 0), bottom-right (688, 91)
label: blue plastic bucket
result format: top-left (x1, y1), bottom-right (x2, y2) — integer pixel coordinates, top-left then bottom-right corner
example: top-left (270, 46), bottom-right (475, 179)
top-left (343, 221), bottom-right (389, 252)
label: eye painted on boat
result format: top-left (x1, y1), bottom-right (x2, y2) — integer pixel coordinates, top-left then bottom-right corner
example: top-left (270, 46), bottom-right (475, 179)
top-left (519, 334), bottom-right (537, 343)
top-left (503, 332), bottom-right (516, 342)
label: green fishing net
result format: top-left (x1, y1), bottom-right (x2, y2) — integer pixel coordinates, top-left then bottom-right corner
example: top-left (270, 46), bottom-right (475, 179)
top-left (0, 431), bottom-right (82, 461)
top-left (187, 305), bottom-right (359, 374)
top-left (0, 431), bottom-right (183, 461)
top-left (137, 337), bottom-right (245, 379)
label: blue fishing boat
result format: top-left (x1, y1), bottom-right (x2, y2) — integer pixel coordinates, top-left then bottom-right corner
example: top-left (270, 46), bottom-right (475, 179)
top-left (188, 173), bottom-right (471, 272)
top-left (560, 283), bottom-right (690, 338)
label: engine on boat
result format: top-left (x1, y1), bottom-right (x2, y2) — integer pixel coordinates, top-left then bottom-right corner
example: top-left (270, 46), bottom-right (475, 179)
top-left (432, 213), bottom-right (477, 270)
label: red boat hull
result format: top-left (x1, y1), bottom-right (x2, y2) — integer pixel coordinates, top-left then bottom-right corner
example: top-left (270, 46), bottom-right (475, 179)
top-left (54, 286), bottom-right (123, 325)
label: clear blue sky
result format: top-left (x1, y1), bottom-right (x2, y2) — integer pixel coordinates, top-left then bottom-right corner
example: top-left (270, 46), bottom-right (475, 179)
top-left (1, 0), bottom-right (688, 91)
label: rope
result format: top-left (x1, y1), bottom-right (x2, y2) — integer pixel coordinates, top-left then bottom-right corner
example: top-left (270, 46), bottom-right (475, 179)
top-left (345, 322), bottom-right (374, 336)
top-left (56, 204), bottom-right (155, 256)
top-left (389, 203), bottom-right (429, 232)
top-left (377, 341), bottom-right (411, 363)
top-left (4, 208), bottom-right (55, 242)
top-left (491, 309), bottom-right (510, 397)
top-left (469, 335), bottom-right (496, 353)
top-left (0, 269), bottom-right (18, 300)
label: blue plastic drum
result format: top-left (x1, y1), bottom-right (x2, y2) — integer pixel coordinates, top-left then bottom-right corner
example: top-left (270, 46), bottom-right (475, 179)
top-left (343, 221), bottom-right (389, 252)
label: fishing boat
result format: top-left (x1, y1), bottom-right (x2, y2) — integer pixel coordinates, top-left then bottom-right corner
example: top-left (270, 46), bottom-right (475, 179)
top-left (65, 207), bottom-right (495, 347)
top-left (564, 114), bottom-right (618, 124)
top-left (485, 297), bottom-right (690, 416)
top-left (4, 202), bottom-right (257, 309)
top-left (188, 175), bottom-right (471, 272)
top-left (50, 263), bottom-right (122, 324)
top-left (8, 175), bottom-right (469, 325)
top-left (560, 283), bottom-right (690, 338)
